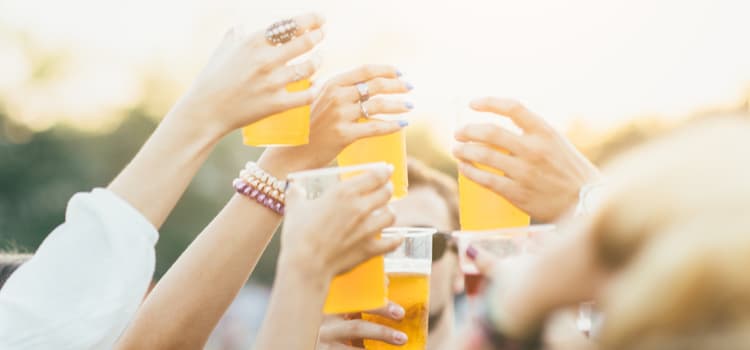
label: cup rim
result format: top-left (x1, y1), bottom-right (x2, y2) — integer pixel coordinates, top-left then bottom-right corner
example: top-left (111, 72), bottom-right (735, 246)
top-left (383, 227), bottom-right (437, 238)
top-left (451, 224), bottom-right (556, 238)
top-left (287, 162), bottom-right (389, 181)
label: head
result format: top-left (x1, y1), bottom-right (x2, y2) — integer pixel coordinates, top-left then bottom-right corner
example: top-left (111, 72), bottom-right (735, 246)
top-left (390, 158), bottom-right (462, 333)
top-left (582, 115), bottom-right (750, 349)
top-left (0, 254), bottom-right (31, 290)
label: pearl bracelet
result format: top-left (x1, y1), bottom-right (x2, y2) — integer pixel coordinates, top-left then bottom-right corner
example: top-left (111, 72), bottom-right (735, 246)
top-left (232, 162), bottom-right (286, 215)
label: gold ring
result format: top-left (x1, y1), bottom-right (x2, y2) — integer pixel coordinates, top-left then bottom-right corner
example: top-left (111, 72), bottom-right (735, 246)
top-left (265, 19), bottom-right (298, 45)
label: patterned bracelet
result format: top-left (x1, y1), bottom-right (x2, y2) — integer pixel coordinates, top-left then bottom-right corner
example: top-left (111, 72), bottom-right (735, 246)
top-left (232, 162), bottom-right (286, 215)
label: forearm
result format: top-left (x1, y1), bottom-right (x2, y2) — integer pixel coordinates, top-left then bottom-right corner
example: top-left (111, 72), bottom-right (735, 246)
top-left (108, 108), bottom-right (220, 229)
top-left (254, 257), bottom-right (330, 350)
top-left (116, 154), bottom-right (306, 350)
top-left (116, 194), bottom-right (282, 350)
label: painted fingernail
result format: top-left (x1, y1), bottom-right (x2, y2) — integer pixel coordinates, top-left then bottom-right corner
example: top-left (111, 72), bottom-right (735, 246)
top-left (396, 70), bottom-right (403, 77)
top-left (390, 304), bottom-right (405, 319)
top-left (466, 245), bottom-right (478, 260)
top-left (405, 82), bottom-right (414, 90)
top-left (405, 101), bottom-right (414, 109)
top-left (398, 120), bottom-right (409, 128)
top-left (393, 332), bottom-right (408, 344)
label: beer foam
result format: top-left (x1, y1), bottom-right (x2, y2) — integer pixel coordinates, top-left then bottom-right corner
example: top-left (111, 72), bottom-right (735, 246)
top-left (384, 259), bottom-right (431, 274)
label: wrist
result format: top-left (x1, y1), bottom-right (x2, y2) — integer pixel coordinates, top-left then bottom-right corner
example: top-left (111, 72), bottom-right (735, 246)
top-left (165, 98), bottom-right (226, 143)
top-left (278, 249), bottom-right (333, 292)
top-left (258, 149), bottom-right (316, 179)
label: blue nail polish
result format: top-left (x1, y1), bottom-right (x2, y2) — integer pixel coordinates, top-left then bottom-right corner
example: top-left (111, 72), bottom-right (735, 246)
top-left (398, 120), bottom-right (409, 127)
top-left (405, 101), bottom-right (414, 109)
top-left (396, 70), bottom-right (403, 77)
top-left (405, 82), bottom-right (414, 90)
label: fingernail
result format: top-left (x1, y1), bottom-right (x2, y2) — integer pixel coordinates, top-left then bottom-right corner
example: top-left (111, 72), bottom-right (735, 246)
top-left (386, 163), bottom-right (395, 173)
top-left (393, 332), bottom-right (408, 344)
top-left (398, 120), bottom-right (409, 128)
top-left (405, 101), bottom-right (414, 109)
top-left (386, 182), bottom-right (394, 193)
top-left (466, 245), bottom-right (478, 260)
top-left (390, 304), bottom-right (405, 319)
top-left (405, 82), bottom-right (414, 90)
top-left (396, 70), bottom-right (403, 77)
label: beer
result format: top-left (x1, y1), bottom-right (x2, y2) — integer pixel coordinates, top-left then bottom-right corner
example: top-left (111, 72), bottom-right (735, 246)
top-left (363, 272), bottom-right (430, 350)
top-left (288, 164), bottom-right (389, 315)
top-left (323, 255), bottom-right (387, 314)
top-left (337, 120), bottom-right (407, 199)
top-left (458, 163), bottom-right (530, 231)
top-left (242, 79), bottom-right (311, 146)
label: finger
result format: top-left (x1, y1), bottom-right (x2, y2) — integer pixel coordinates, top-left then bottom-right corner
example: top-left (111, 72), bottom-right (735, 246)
top-left (271, 28), bottom-right (325, 63)
top-left (347, 120), bottom-right (405, 141)
top-left (350, 207), bottom-right (397, 242)
top-left (470, 97), bottom-right (550, 134)
top-left (329, 64), bottom-right (401, 87)
top-left (275, 88), bottom-right (316, 111)
top-left (335, 235), bottom-right (403, 278)
top-left (323, 319), bottom-right (407, 345)
top-left (291, 12), bottom-right (326, 35)
top-left (353, 186), bottom-right (394, 222)
top-left (268, 54), bottom-right (322, 88)
top-left (367, 301), bottom-right (405, 320)
top-left (340, 78), bottom-right (413, 102)
top-left (452, 143), bottom-right (526, 180)
top-left (334, 164), bottom-right (393, 198)
top-left (363, 98), bottom-right (413, 116)
top-left (455, 122), bottom-right (527, 156)
top-left (466, 244), bottom-right (499, 276)
top-left (457, 162), bottom-right (524, 205)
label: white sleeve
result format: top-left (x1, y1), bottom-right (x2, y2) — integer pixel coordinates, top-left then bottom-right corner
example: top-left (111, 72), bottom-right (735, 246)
top-left (0, 188), bottom-right (159, 350)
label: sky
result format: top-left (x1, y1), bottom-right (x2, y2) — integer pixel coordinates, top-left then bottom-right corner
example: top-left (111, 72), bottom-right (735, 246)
top-left (1, 0), bottom-right (749, 138)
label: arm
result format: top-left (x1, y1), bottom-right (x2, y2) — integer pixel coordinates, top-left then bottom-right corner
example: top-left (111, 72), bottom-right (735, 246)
top-left (117, 63), bottom-right (412, 350)
top-left (453, 98), bottom-right (600, 222)
top-left (0, 13), bottom-right (324, 350)
top-left (254, 166), bottom-right (401, 350)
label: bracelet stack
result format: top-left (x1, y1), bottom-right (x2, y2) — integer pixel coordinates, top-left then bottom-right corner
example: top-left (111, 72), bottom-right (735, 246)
top-left (232, 162), bottom-right (286, 215)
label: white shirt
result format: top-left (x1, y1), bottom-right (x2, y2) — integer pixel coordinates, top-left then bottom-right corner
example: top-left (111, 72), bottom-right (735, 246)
top-left (0, 188), bottom-right (158, 349)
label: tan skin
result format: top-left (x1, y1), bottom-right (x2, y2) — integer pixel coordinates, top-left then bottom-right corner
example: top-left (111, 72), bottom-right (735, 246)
top-left (117, 52), bottom-right (414, 350)
top-left (452, 97), bottom-right (600, 222)
top-left (108, 13), bottom-right (326, 229)
top-left (317, 186), bottom-right (462, 350)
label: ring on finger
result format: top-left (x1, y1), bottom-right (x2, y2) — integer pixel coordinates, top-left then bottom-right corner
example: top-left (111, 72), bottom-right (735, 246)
top-left (356, 82), bottom-right (370, 102)
top-left (292, 65), bottom-right (304, 82)
top-left (265, 19), bottom-right (298, 45)
top-left (359, 100), bottom-right (370, 118)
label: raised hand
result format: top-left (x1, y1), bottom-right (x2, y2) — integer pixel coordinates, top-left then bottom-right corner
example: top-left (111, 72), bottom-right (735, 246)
top-left (453, 98), bottom-right (600, 221)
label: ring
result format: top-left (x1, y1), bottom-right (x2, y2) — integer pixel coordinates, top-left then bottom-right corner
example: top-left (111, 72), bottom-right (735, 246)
top-left (292, 65), bottom-right (304, 82)
top-left (265, 19), bottom-right (298, 45)
top-left (359, 100), bottom-right (370, 118)
top-left (355, 82), bottom-right (370, 102)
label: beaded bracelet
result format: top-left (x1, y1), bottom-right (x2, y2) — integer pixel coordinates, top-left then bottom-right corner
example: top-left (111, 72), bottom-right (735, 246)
top-left (239, 162), bottom-right (286, 203)
top-left (232, 162), bottom-right (286, 215)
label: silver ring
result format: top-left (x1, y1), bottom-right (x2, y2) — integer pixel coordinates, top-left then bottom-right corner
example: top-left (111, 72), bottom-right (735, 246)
top-left (355, 82), bottom-right (370, 102)
top-left (292, 65), bottom-right (304, 82)
top-left (359, 100), bottom-right (369, 118)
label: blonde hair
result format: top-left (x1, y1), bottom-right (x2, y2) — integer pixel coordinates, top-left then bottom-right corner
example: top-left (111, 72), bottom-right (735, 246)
top-left (586, 114), bottom-right (750, 349)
